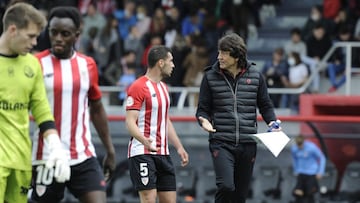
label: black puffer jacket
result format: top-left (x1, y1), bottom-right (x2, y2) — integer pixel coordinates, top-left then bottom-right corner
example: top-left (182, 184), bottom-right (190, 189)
top-left (196, 61), bottom-right (276, 144)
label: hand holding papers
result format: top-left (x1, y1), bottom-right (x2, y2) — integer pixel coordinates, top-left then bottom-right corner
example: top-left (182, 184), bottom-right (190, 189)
top-left (252, 131), bottom-right (290, 157)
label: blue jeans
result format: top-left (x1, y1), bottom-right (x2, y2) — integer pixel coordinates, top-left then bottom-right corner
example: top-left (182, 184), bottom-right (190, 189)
top-left (327, 63), bottom-right (346, 88)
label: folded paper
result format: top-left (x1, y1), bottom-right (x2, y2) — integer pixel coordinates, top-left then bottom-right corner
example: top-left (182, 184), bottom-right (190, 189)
top-left (252, 131), bottom-right (290, 157)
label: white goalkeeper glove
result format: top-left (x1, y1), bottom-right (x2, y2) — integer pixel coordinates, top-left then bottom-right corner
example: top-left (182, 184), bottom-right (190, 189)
top-left (45, 134), bottom-right (71, 183)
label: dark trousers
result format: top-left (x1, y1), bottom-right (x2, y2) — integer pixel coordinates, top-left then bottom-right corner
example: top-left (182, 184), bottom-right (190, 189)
top-left (293, 174), bottom-right (319, 203)
top-left (209, 140), bottom-right (257, 203)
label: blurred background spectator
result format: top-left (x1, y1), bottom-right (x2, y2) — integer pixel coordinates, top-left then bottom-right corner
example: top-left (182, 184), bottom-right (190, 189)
top-left (261, 47), bottom-right (288, 108)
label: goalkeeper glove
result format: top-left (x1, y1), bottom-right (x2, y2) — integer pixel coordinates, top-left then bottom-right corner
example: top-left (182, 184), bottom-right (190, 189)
top-left (44, 134), bottom-right (71, 183)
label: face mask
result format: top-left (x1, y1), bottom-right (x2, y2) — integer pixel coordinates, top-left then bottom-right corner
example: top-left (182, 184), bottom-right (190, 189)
top-left (311, 14), bottom-right (320, 21)
top-left (288, 58), bottom-right (296, 66)
top-left (137, 13), bottom-right (145, 20)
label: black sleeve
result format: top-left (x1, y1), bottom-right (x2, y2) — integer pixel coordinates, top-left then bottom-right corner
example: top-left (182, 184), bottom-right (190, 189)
top-left (39, 120), bottom-right (56, 133)
top-left (195, 73), bottom-right (212, 125)
top-left (257, 73), bottom-right (277, 124)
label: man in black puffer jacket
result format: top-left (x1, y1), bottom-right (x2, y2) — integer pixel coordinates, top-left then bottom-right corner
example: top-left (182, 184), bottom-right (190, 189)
top-left (196, 33), bottom-right (280, 203)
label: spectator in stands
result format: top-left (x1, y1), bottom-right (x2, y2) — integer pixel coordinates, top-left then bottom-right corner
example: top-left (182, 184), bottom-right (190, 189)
top-left (181, 8), bottom-right (204, 45)
top-left (117, 64), bottom-right (136, 105)
top-left (327, 25), bottom-right (356, 93)
top-left (284, 27), bottom-right (324, 94)
top-left (141, 33), bottom-right (163, 69)
top-left (348, 0), bottom-right (360, 24)
top-left (135, 4), bottom-right (151, 40)
top-left (163, 30), bottom-right (190, 107)
top-left (202, 12), bottom-right (220, 64)
top-left (113, 0), bottom-right (137, 39)
top-left (196, 33), bottom-right (280, 203)
top-left (220, 0), bottom-right (252, 42)
top-left (124, 25), bottom-right (145, 71)
top-left (353, 17), bottom-right (360, 41)
top-left (305, 22), bottom-right (332, 92)
top-left (261, 47), bottom-right (288, 108)
top-left (291, 135), bottom-right (326, 203)
top-left (31, 6), bottom-right (116, 203)
top-left (103, 50), bottom-right (137, 105)
top-left (80, 26), bottom-right (99, 67)
top-left (125, 45), bottom-right (189, 203)
top-left (331, 8), bottom-right (355, 39)
top-left (282, 52), bottom-right (309, 114)
top-left (323, 0), bottom-right (341, 20)
top-left (81, 2), bottom-right (106, 44)
top-left (301, 4), bottom-right (334, 41)
top-left (96, 0), bottom-right (116, 16)
top-left (149, 7), bottom-right (167, 38)
top-left (284, 27), bottom-right (307, 57)
top-left (94, 13), bottom-right (122, 84)
top-left (164, 6), bottom-right (182, 48)
top-left (182, 35), bottom-right (209, 106)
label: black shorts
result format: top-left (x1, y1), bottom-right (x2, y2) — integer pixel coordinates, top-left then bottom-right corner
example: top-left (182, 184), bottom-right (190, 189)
top-left (128, 155), bottom-right (176, 191)
top-left (31, 157), bottom-right (106, 201)
top-left (294, 174), bottom-right (319, 195)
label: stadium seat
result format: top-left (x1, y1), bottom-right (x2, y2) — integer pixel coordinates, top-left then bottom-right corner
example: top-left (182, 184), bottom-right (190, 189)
top-left (111, 169), bottom-right (139, 203)
top-left (336, 161), bottom-right (360, 202)
top-left (280, 165), bottom-right (297, 203)
top-left (175, 166), bottom-right (197, 202)
top-left (248, 165), bottom-right (283, 203)
top-left (318, 160), bottom-right (338, 199)
top-left (196, 166), bottom-right (216, 203)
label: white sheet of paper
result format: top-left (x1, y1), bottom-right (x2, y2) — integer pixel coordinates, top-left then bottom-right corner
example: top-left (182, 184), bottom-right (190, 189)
top-left (252, 131), bottom-right (290, 157)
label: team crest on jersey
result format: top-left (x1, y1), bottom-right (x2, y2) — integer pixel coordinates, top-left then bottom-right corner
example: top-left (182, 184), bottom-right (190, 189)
top-left (24, 66), bottom-right (34, 78)
top-left (35, 185), bottom-right (46, 196)
top-left (126, 96), bottom-right (134, 106)
top-left (8, 67), bottom-right (14, 77)
top-left (141, 177), bottom-right (149, 185)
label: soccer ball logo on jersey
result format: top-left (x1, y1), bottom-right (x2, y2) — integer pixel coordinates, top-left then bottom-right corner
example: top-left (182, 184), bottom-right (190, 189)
top-left (126, 96), bottom-right (134, 107)
top-left (24, 66), bottom-right (34, 78)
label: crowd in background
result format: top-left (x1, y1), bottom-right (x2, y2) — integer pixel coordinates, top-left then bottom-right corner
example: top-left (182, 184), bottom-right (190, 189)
top-left (1, 0), bottom-right (360, 111)
top-left (262, 0), bottom-right (360, 114)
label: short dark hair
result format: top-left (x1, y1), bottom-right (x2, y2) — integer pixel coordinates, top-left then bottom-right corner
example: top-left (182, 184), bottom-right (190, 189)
top-left (218, 33), bottom-right (247, 68)
top-left (295, 134), bottom-right (305, 146)
top-left (274, 47), bottom-right (284, 56)
top-left (147, 45), bottom-right (171, 68)
top-left (48, 6), bottom-right (82, 30)
top-left (290, 27), bottom-right (301, 35)
top-left (313, 22), bottom-right (324, 30)
top-left (290, 51), bottom-right (301, 65)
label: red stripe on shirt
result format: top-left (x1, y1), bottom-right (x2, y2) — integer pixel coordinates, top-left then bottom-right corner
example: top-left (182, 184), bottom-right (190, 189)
top-left (81, 90), bottom-right (92, 157)
top-left (160, 83), bottom-right (169, 155)
top-left (70, 58), bottom-right (80, 159)
top-left (52, 57), bottom-right (62, 136)
top-left (154, 84), bottom-right (162, 155)
top-left (36, 132), bottom-right (44, 159)
top-left (143, 88), bottom-right (152, 154)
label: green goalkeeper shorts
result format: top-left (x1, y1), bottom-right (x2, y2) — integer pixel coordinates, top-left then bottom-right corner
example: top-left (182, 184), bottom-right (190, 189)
top-left (0, 166), bottom-right (31, 203)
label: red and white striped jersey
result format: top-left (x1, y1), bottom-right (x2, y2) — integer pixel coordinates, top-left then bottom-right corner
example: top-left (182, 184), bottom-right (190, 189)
top-left (32, 50), bottom-right (101, 165)
top-left (126, 76), bottom-right (170, 157)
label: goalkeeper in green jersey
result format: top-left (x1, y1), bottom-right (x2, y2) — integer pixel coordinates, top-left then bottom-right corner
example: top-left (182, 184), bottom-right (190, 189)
top-left (0, 3), bottom-right (70, 203)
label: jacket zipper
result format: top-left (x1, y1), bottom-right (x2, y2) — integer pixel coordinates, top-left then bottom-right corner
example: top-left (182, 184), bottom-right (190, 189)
top-left (223, 75), bottom-right (240, 145)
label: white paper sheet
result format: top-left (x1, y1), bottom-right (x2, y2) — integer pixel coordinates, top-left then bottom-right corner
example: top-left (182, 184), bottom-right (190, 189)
top-left (252, 131), bottom-right (290, 157)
